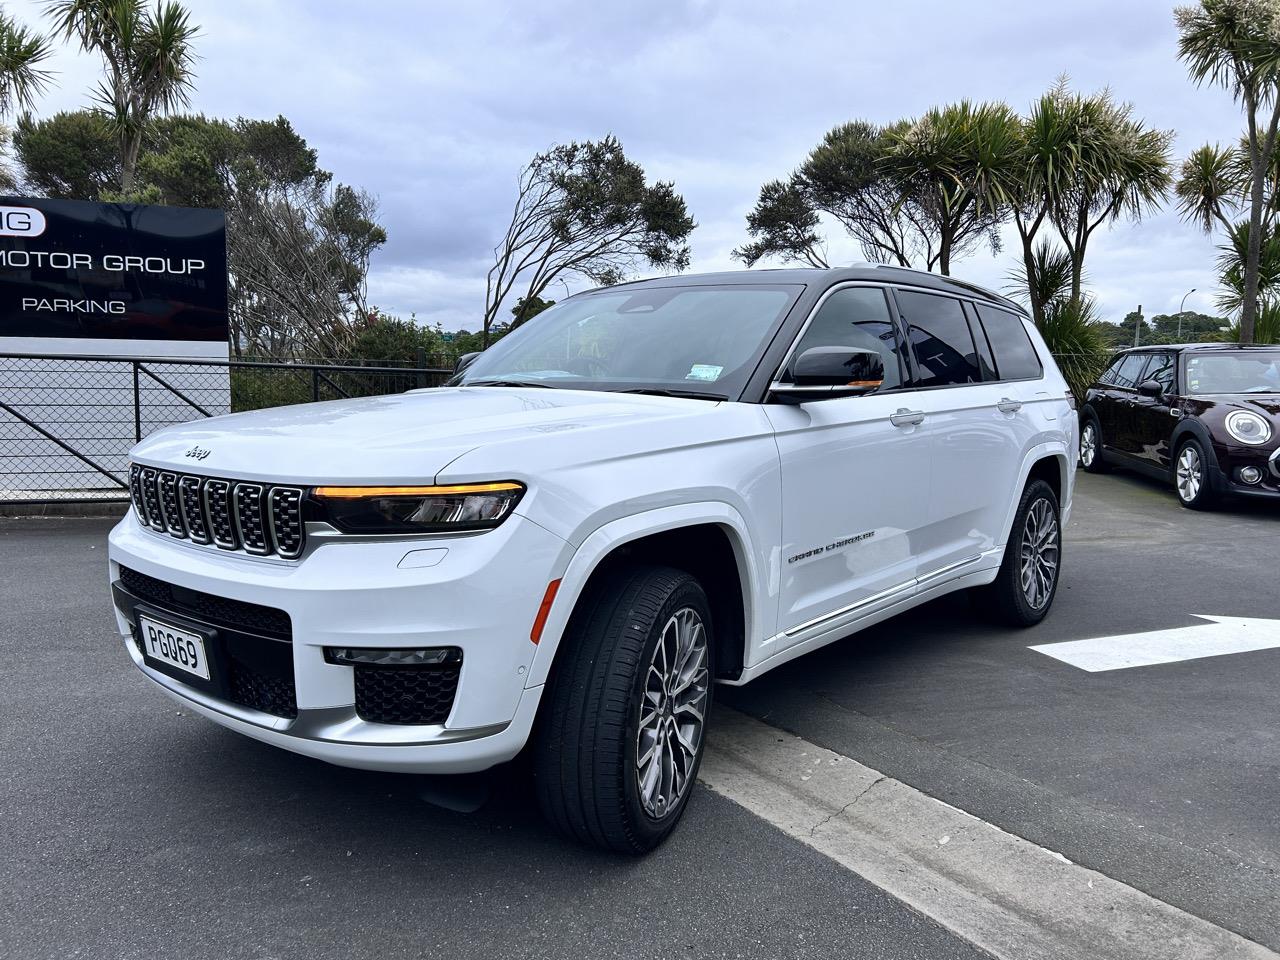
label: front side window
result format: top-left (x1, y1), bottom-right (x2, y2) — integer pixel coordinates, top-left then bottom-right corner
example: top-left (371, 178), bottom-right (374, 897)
top-left (897, 289), bottom-right (980, 387)
top-left (975, 305), bottom-right (1042, 381)
top-left (1112, 353), bottom-right (1149, 390)
top-left (1183, 350), bottom-right (1280, 394)
top-left (456, 284), bottom-right (802, 398)
top-left (782, 286), bottom-right (905, 391)
top-left (1144, 352), bottom-right (1176, 394)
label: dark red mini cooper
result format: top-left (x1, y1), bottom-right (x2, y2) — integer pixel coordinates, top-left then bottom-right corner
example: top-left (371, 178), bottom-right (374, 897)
top-left (1080, 343), bottom-right (1280, 509)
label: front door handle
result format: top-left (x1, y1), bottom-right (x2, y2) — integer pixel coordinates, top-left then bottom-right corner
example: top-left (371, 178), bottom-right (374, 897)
top-left (997, 398), bottom-right (1023, 414)
top-left (890, 408), bottom-right (925, 428)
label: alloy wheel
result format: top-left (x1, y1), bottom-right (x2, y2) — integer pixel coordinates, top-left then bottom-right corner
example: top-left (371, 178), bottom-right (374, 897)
top-left (636, 606), bottom-right (710, 820)
top-left (1080, 423), bottom-right (1096, 467)
top-left (1177, 445), bottom-right (1202, 503)
top-left (1019, 497), bottom-right (1060, 611)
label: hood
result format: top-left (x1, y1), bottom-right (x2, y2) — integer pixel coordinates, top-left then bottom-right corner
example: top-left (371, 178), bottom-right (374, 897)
top-left (1220, 396), bottom-right (1280, 419)
top-left (131, 387), bottom-right (723, 484)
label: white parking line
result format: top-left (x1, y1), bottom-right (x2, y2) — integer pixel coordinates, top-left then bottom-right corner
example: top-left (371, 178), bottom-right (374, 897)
top-left (699, 706), bottom-right (1277, 960)
top-left (1029, 615), bottom-right (1280, 672)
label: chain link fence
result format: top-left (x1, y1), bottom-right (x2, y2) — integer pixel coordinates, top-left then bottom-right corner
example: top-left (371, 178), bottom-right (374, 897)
top-left (0, 352), bottom-right (454, 503)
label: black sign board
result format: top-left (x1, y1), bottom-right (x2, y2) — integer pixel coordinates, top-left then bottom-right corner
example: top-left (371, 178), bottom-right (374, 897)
top-left (0, 197), bottom-right (227, 342)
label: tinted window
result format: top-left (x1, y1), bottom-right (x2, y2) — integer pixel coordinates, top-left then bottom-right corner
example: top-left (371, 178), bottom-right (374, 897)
top-left (1112, 353), bottom-right (1148, 389)
top-left (1144, 352), bottom-right (1176, 393)
top-left (975, 305), bottom-right (1042, 380)
top-left (897, 290), bottom-right (980, 387)
top-left (1097, 357), bottom-right (1124, 385)
top-left (786, 286), bottom-right (904, 390)
top-left (966, 306), bottom-right (998, 380)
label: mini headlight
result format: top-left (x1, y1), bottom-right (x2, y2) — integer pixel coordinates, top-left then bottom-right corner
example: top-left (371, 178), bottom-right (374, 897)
top-left (1224, 410), bottom-right (1273, 446)
top-left (311, 481), bottom-right (525, 534)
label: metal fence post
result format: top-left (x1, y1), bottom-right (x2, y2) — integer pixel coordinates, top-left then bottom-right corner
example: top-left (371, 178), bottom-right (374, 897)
top-left (311, 367), bottom-right (319, 402)
top-left (132, 361), bottom-right (142, 443)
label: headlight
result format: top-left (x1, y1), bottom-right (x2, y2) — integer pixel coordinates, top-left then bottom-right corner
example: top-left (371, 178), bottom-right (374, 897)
top-left (1224, 411), bottom-right (1273, 445)
top-left (311, 481), bottom-right (525, 534)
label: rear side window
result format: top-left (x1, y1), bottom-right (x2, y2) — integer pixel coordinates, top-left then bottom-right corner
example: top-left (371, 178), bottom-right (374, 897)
top-left (1112, 353), bottom-right (1148, 389)
top-left (975, 305), bottom-right (1042, 380)
top-left (896, 290), bottom-right (980, 387)
top-left (1097, 357), bottom-right (1123, 385)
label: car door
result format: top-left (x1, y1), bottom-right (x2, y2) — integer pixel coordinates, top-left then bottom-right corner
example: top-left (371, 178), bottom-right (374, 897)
top-left (893, 290), bottom-right (1032, 577)
top-left (1128, 351), bottom-right (1177, 471)
top-left (1100, 352), bottom-right (1150, 457)
top-left (764, 284), bottom-right (930, 643)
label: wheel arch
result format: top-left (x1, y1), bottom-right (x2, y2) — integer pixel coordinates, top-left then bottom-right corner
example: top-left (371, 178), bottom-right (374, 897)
top-left (996, 443), bottom-right (1072, 546)
top-left (525, 503), bottom-right (764, 691)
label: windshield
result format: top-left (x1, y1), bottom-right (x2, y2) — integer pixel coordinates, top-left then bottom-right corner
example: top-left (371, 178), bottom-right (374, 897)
top-left (1183, 350), bottom-right (1280, 395)
top-left (455, 284), bottom-right (802, 399)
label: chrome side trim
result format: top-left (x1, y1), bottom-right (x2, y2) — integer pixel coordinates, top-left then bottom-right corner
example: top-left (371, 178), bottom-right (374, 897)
top-left (782, 554), bottom-right (986, 638)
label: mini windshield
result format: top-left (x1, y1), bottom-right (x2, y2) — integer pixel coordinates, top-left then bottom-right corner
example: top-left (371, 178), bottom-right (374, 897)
top-left (1183, 350), bottom-right (1280, 394)
top-left (455, 284), bottom-right (802, 399)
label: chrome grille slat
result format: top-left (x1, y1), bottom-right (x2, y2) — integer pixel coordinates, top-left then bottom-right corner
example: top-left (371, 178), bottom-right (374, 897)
top-left (269, 488), bottom-right (304, 558)
top-left (131, 467), bottom-right (305, 560)
top-left (128, 464), bottom-right (148, 525)
top-left (159, 472), bottom-right (186, 537)
top-left (204, 479), bottom-right (238, 550)
top-left (141, 468), bottom-right (165, 532)
top-left (233, 482), bottom-right (270, 555)
top-left (181, 476), bottom-right (210, 544)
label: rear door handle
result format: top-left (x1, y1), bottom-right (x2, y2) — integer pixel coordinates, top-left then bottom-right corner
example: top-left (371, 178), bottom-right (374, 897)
top-left (890, 408), bottom-right (925, 428)
top-left (997, 398), bottom-right (1023, 414)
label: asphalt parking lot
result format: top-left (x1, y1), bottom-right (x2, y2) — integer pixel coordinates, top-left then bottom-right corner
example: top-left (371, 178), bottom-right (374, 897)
top-left (3, 471), bottom-right (1279, 959)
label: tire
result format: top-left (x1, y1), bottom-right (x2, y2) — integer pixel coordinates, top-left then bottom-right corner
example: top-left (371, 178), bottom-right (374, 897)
top-left (973, 479), bottom-right (1062, 627)
top-left (1174, 437), bottom-right (1217, 510)
top-left (1079, 415), bottom-right (1109, 474)
top-left (533, 565), bottom-right (714, 853)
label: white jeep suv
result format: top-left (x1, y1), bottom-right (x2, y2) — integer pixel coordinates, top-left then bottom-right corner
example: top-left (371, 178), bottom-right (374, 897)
top-left (108, 266), bottom-right (1075, 852)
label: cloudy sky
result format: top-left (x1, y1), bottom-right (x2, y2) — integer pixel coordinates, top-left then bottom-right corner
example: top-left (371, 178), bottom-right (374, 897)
top-left (8, 0), bottom-right (1244, 329)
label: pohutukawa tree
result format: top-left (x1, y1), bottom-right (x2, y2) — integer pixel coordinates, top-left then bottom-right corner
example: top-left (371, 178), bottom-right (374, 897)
top-left (1176, 0), bottom-right (1280, 342)
top-left (483, 136), bottom-right (695, 346)
top-left (46, 0), bottom-right (199, 194)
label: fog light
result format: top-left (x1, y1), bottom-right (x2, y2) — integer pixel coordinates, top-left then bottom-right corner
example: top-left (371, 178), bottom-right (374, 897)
top-left (324, 646), bottom-right (462, 667)
top-left (1239, 466), bottom-right (1263, 485)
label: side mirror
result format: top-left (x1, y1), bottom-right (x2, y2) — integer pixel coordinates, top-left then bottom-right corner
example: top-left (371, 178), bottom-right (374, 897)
top-left (455, 351), bottom-right (481, 373)
top-left (787, 346), bottom-right (885, 393)
top-left (1137, 378), bottom-right (1163, 399)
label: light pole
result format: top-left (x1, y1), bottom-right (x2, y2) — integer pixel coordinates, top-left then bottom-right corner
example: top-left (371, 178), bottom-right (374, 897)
top-left (1177, 288), bottom-right (1196, 341)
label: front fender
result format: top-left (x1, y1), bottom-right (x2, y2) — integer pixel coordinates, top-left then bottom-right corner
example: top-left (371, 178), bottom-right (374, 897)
top-left (523, 501), bottom-right (772, 690)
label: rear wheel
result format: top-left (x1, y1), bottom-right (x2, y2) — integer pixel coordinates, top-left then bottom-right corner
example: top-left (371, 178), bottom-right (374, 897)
top-left (1174, 438), bottom-right (1217, 510)
top-left (533, 565), bottom-right (713, 853)
top-left (973, 479), bottom-right (1062, 627)
top-left (1079, 416), bottom-right (1109, 473)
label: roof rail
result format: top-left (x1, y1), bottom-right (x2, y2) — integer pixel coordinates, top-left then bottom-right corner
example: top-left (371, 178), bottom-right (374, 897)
top-left (870, 263), bottom-right (1027, 316)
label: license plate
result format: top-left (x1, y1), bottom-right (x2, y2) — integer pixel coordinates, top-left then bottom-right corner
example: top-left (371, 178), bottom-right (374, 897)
top-left (138, 615), bottom-right (211, 680)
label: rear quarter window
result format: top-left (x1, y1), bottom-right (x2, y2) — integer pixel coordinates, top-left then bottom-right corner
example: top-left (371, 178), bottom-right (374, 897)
top-left (975, 305), bottom-right (1042, 381)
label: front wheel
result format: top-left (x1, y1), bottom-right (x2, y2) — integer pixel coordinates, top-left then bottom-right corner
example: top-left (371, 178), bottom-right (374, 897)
top-left (533, 565), bottom-right (713, 853)
top-left (973, 479), bottom-right (1062, 627)
top-left (1175, 438), bottom-right (1217, 510)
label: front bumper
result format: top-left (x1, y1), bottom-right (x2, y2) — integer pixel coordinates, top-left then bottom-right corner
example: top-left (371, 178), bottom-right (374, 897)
top-left (1207, 440), bottom-right (1280, 500)
top-left (107, 511), bottom-right (569, 773)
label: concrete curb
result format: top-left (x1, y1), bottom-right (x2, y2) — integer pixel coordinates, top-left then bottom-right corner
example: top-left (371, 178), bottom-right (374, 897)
top-left (0, 500), bottom-right (128, 519)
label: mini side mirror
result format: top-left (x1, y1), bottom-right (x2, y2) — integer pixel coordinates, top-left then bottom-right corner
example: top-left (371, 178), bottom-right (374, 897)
top-left (791, 346), bottom-right (885, 391)
top-left (455, 351), bottom-right (482, 373)
top-left (1137, 378), bottom-right (1163, 399)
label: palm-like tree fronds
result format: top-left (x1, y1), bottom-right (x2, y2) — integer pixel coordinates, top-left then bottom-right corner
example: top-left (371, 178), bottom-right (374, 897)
top-left (0, 12), bottom-right (52, 118)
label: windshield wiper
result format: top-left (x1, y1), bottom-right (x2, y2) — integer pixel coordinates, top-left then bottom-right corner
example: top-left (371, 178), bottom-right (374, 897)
top-left (619, 387), bottom-right (726, 401)
top-left (464, 379), bottom-right (557, 389)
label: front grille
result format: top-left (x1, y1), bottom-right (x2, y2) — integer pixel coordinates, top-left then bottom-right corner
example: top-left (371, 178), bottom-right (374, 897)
top-left (129, 464), bottom-right (304, 560)
top-left (228, 660), bottom-right (298, 719)
top-left (118, 565), bottom-right (293, 640)
top-left (354, 664), bottom-right (461, 725)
